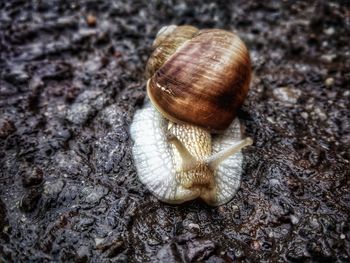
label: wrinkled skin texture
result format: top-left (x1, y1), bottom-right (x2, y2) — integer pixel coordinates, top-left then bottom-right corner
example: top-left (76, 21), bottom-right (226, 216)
top-left (0, 0), bottom-right (349, 262)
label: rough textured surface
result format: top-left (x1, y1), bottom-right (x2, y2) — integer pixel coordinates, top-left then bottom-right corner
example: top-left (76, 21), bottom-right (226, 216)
top-left (0, 0), bottom-right (349, 262)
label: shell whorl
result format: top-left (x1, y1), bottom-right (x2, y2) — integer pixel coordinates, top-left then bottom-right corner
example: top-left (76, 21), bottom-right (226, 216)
top-left (145, 25), bottom-right (199, 79)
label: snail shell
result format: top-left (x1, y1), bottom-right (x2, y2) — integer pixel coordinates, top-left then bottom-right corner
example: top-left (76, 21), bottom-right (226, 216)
top-left (130, 25), bottom-right (252, 206)
top-left (147, 26), bottom-right (251, 132)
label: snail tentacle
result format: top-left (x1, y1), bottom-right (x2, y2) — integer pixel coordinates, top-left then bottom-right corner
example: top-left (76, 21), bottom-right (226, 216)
top-left (207, 137), bottom-right (253, 170)
top-left (167, 134), bottom-right (197, 172)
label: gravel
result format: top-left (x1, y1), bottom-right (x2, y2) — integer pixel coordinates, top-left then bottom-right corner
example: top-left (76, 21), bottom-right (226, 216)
top-left (0, 0), bottom-right (349, 262)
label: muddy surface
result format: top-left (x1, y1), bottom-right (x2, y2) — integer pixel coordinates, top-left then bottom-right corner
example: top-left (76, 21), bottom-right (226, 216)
top-left (0, 0), bottom-right (349, 262)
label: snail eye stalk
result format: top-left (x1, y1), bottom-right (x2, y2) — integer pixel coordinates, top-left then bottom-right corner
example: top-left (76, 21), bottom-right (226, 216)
top-left (207, 137), bottom-right (253, 170)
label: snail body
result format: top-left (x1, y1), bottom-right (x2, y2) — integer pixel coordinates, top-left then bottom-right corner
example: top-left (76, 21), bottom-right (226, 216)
top-left (130, 25), bottom-right (252, 206)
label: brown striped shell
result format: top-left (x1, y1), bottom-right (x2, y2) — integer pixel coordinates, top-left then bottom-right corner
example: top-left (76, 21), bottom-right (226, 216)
top-left (146, 25), bottom-right (251, 132)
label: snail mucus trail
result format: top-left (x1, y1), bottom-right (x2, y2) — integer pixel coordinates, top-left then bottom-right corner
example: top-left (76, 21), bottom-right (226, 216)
top-left (130, 25), bottom-right (253, 206)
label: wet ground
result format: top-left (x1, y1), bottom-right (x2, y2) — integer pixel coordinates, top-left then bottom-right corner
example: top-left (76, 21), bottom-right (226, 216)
top-left (0, 0), bottom-right (349, 262)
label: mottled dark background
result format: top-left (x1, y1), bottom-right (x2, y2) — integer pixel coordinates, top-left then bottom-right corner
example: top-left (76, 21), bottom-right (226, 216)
top-left (0, 0), bottom-right (349, 262)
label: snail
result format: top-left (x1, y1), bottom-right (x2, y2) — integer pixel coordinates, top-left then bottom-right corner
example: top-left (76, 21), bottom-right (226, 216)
top-left (130, 25), bottom-right (253, 206)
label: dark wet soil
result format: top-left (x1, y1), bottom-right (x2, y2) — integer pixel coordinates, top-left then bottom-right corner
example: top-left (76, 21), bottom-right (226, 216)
top-left (0, 0), bottom-right (349, 262)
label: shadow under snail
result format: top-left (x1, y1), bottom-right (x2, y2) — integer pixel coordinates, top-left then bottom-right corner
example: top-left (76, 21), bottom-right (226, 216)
top-left (130, 25), bottom-right (253, 206)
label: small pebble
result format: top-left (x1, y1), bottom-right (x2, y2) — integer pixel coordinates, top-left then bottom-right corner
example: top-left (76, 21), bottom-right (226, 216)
top-left (44, 180), bottom-right (64, 196)
top-left (188, 223), bottom-right (200, 230)
top-left (95, 237), bottom-right (105, 247)
top-left (252, 240), bottom-right (260, 250)
top-left (310, 217), bottom-right (320, 228)
top-left (340, 234), bottom-right (345, 239)
top-left (267, 117), bottom-right (276, 124)
top-left (325, 77), bottom-right (334, 87)
top-left (301, 112), bottom-right (308, 119)
top-left (324, 27), bottom-right (335, 35)
top-left (314, 107), bottom-right (327, 121)
top-left (83, 186), bottom-right (108, 204)
top-left (3, 225), bottom-right (10, 233)
top-left (66, 103), bottom-right (94, 125)
top-left (269, 179), bottom-right (279, 185)
top-left (273, 87), bottom-right (301, 104)
top-left (290, 215), bottom-right (299, 225)
top-left (86, 14), bottom-right (96, 27)
top-left (320, 54), bottom-right (337, 63)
